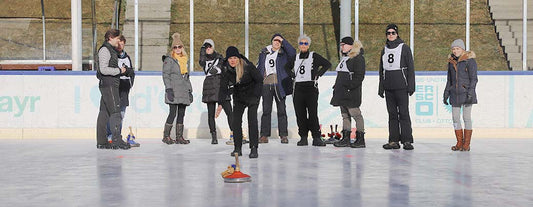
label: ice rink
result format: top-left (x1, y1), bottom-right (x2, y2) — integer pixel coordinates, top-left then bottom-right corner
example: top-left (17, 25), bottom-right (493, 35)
top-left (1, 138), bottom-right (531, 207)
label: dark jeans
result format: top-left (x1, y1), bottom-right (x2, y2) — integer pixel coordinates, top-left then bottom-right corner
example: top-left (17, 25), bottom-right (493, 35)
top-left (260, 85), bottom-right (288, 137)
top-left (207, 100), bottom-right (233, 133)
top-left (293, 84), bottom-right (320, 139)
top-left (385, 89), bottom-right (413, 143)
top-left (233, 99), bottom-right (259, 150)
top-left (96, 86), bottom-right (122, 145)
top-left (166, 104), bottom-right (187, 124)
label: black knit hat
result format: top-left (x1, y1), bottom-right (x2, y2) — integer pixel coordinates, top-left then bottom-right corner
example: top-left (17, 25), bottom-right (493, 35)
top-left (386, 24), bottom-right (399, 34)
top-left (225, 46), bottom-right (240, 58)
top-left (341, 36), bottom-right (354, 45)
top-left (271, 33), bottom-right (283, 42)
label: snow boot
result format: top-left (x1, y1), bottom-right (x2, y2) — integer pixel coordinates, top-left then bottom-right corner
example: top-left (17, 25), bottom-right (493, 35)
top-left (162, 123), bottom-right (175, 144)
top-left (463, 129), bottom-right (472, 151)
top-left (175, 124), bottom-right (190, 144)
top-left (297, 137), bottom-right (308, 146)
top-left (249, 146), bottom-right (258, 158)
top-left (451, 129), bottom-right (463, 151)
top-left (333, 130), bottom-right (351, 147)
top-left (350, 131), bottom-right (366, 148)
top-left (211, 131), bottom-right (218, 144)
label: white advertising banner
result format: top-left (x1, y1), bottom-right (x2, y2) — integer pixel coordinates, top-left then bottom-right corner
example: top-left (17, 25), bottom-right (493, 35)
top-left (1, 71), bottom-right (532, 139)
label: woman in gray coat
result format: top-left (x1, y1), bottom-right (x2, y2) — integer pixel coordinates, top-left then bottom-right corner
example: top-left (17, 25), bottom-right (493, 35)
top-left (162, 33), bottom-right (193, 144)
top-left (443, 39), bottom-right (478, 151)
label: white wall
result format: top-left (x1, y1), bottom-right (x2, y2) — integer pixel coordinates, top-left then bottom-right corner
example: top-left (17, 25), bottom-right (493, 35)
top-left (1, 71), bottom-right (532, 139)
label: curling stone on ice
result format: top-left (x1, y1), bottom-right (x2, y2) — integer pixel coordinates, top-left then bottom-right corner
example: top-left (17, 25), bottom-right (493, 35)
top-left (221, 152), bottom-right (251, 183)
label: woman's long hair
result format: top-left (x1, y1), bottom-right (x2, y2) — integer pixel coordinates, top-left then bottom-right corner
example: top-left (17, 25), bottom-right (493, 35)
top-left (235, 58), bottom-right (245, 83)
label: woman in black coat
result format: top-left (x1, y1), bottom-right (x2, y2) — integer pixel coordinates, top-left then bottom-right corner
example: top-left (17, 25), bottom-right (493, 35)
top-left (199, 39), bottom-right (233, 144)
top-left (330, 36), bottom-right (366, 148)
top-left (223, 46), bottom-right (263, 159)
top-left (444, 39), bottom-right (478, 151)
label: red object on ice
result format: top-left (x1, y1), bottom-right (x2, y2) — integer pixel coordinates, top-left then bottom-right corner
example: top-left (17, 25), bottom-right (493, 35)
top-left (225, 171), bottom-right (251, 179)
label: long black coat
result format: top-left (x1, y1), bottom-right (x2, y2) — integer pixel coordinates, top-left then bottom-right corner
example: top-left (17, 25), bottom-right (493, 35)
top-left (330, 45), bottom-right (366, 108)
top-left (444, 51), bottom-right (478, 107)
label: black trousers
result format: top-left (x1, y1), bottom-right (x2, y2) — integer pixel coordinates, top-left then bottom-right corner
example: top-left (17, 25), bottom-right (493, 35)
top-left (260, 85), bottom-right (288, 137)
top-left (385, 89), bottom-right (413, 143)
top-left (166, 104), bottom-right (186, 124)
top-left (292, 84), bottom-right (321, 139)
top-left (96, 86), bottom-right (122, 145)
top-left (207, 100), bottom-right (233, 133)
top-left (233, 99), bottom-right (259, 150)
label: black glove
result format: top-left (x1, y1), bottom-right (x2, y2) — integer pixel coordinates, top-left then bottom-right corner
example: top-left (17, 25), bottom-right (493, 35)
top-left (125, 67), bottom-right (135, 77)
top-left (443, 97), bottom-right (449, 105)
top-left (378, 91), bottom-right (384, 98)
top-left (165, 88), bottom-right (174, 102)
top-left (208, 68), bottom-right (218, 75)
top-left (465, 94), bottom-right (473, 104)
top-left (408, 90), bottom-right (414, 96)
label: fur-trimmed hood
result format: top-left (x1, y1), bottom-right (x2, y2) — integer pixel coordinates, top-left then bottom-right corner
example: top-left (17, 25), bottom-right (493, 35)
top-left (448, 51), bottom-right (476, 63)
top-left (340, 40), bottom-right (364, 58)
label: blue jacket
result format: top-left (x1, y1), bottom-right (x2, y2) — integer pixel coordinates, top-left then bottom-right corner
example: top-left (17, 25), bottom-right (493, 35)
top-left (257, 40), bottom-right (296, 98)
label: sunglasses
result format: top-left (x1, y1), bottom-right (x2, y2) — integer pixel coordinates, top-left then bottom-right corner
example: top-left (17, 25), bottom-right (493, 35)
top-left (386, 31), bottom-right (397, 35)
top-left (299, 42), bottom-right (309, 46)
top-left (173, 45), bottom-right (183, 49)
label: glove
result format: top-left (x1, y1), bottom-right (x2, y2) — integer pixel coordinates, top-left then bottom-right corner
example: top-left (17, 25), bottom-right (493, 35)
top-left (125, 67), bottom-right (135, 77)
top-left (208, 68), bottom-right (218, 75)
top-left (408, 90), bottom-right (414, 96)
top-left (443, 97), bottom-right (449, 105)
top-left (465, 94), bottom-right (473, 104)
top-left (165, 88), bottom-right (174, 102)
top-left (378, 92), bottom-right (384, 98)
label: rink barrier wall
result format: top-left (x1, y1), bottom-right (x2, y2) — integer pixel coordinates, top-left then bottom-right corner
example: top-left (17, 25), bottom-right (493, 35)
top-left (1, 71), bottom-right (532, 139)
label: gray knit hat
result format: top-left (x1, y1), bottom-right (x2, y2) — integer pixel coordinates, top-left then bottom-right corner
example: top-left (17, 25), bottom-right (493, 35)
top-left (451, 39), bottom-right (465, 50)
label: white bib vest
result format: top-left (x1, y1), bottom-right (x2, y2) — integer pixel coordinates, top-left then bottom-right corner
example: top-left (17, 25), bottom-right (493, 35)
top-left (335, 56), bottom-right (350, 72)
top-left (294, 52), bottom-right (314, 82)
top-left (118, 55), bottom-right (131, 80)
top-left (204, 59), bottom-right (221, 76)
top-left (264, 46), bottom-right (278, 76)
top-left (382, 43), bottom-right (404, 71)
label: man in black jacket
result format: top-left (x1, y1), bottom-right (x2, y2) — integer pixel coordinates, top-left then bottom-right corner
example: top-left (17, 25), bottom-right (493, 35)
top-left (378, 24), bottom-right (416, 150)
top-left (96, 29), bottom-right (134, 150)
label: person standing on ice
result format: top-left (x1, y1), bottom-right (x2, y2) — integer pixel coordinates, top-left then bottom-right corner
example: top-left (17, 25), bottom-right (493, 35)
top-left (199, 39), bottom-right (233, 145)
top-left (96, 29), bottom-right (133, 150)
top-left (162, 33), bottom-right (193, 145)
top-left (257, 33), bottom-right (296, 144)
top-left (285, 34), bottom-right (330, 147)
top-left (223, 46), bottom-right (263, 159)
top-left (443, 39), bottom-right (478, 151)
top-left (378, 24), bottom-right (415, 150)
top-left (330, 36), bottom-right (366, 148)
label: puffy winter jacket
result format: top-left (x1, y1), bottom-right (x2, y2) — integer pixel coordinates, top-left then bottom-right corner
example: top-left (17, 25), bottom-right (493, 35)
top-left (444, 51), bottom-right (478, 106)
top-left (330, 43), bottom-right (366, 108)
top-left (257, 40), bottom-right (296, 98)
top-left (162, 55), bottom-right (193, 105)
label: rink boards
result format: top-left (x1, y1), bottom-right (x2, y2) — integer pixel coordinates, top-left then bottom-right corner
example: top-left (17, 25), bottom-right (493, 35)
top-left (1, 71), bottom-right (532, 139)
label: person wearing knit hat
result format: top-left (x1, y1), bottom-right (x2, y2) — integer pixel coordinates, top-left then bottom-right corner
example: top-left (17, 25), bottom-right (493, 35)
top-left (379, 24), bottom-right (416, 150)
top-left (284, 34), bottom-right (331, 147)
top-left (444, 39), bottom-right (478, 151)
top-left (329, 36), bottom-right (367, 148)
top-left (222, 46), bottom-right (263, 158)
top-left (199, 38), bottom-right (232, 145)
top-left (161, 32), bottom-right (192, 145)
top-left (96, 29), bottom-right (131, 150)
top-left (257, 33), bottom-right (296, 144)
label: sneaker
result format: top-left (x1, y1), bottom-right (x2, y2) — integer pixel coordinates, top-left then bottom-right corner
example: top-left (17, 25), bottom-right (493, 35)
top-left (403, 142), bottom-right (414, 150)
top-left (382, 142), bottom-right (400, 149)
top-left (127, 134), bottom-right (140, 147)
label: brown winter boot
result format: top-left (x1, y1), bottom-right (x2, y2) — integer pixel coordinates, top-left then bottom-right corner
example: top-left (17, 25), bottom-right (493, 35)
top-left (463, 129), bottom-right (472, 151)
top-left (451, 129), bottom-right (463, 151)
top-left (175, 124), bottom-right (190, 144)
top-left (162, 123), bottom-right (175, 145)
top-left (259, 136), bottom-right (269, 143)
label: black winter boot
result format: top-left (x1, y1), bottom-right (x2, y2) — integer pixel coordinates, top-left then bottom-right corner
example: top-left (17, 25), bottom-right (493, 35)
top-left (350, 131), bottom-right (366, 148)
top-left (333, 130), bottom-right (351, 147)
top-left (162, 123), bottom-right (175, 144)
top-left (383, 142), bottom-right (400, 149)
top-left (231, 146), bottom-right (242, 156)
top-left (297, 137), bottom-right (308, 146)
top-left (312, 137), bottom-right (326, 146)
top-left (175, 124), bottom-right (190, 144)
top-left (249, 146), bottom-right (258, 158)
top-left (211, 131), bottom-right (218, 144)
top-left (111, 136), bottom-right (131, 150)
